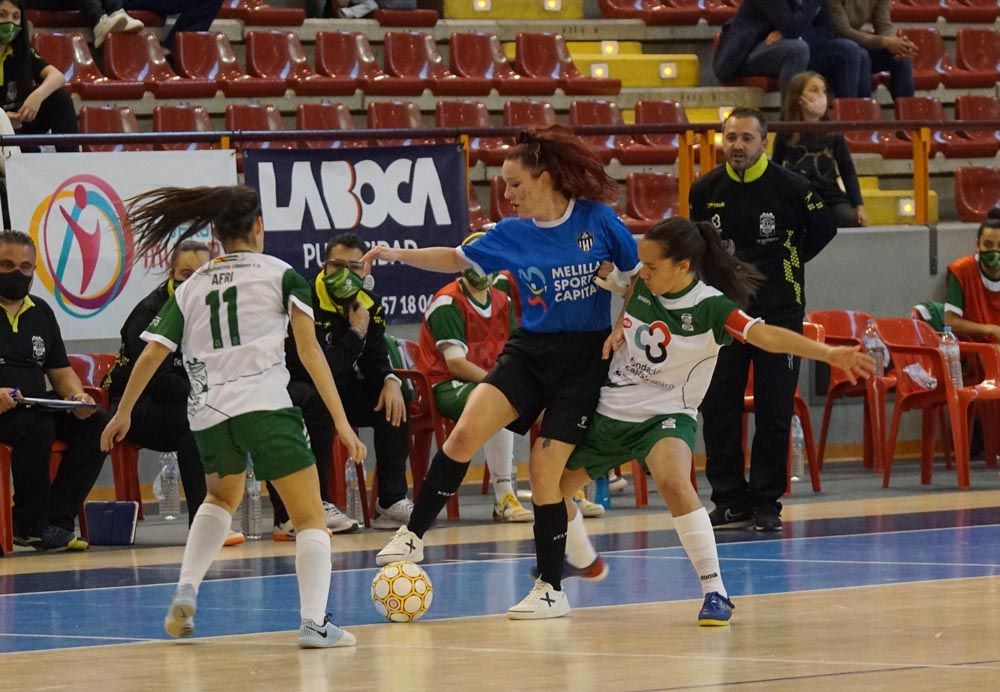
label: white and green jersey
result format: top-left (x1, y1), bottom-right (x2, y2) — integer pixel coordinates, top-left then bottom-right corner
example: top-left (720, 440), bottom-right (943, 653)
top-left (142, 252), bottom-right (313, 431)
top-left (599, 279), bottom-right (759, 423)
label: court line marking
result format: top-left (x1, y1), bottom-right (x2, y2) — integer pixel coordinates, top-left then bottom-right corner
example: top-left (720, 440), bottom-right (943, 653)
top-left (0, 633), bottom-right (159, 643)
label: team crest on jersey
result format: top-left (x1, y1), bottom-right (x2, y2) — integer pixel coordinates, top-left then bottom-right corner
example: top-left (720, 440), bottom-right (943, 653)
top-left (635, 321), bottom-right (671, 364)
top-left (759, 212), bottom-right (776, 237)
top-left (576, 231), bottom-right (594, 252)
top-left (681, 313), bottom-right (694, 331)
top-left (661, 418), bottom-right (677, 430)
top-left (31, 336), bottom-right (45, 362)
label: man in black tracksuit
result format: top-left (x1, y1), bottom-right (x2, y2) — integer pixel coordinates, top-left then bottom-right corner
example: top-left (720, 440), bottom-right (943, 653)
top-left (690, 107), bottom-right (837, 532)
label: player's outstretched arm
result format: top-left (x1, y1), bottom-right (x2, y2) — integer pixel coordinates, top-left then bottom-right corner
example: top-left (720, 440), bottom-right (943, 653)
top-left (362, 245), bottom-right (470, 275)
top-left (101, 341), bottom-right (171, 451)
top-left (290, 305), bottom-right (368, 462)
top-left (745, 322), bottom-right (875, 385)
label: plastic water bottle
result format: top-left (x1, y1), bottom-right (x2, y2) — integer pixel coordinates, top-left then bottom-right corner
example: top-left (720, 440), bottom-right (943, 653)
top-left (862, 320), bottom-right (885, 377)
top-left (159, 452), bottom-right (181, 521)
top-left (345, 458), bottom-right (363, 525)
top-left (584, 479), bottom-right (596, 502)
top-left (790, 415), bottom-right (805, 482)
top-left (939, 327), bottom-right (963, 390)
top-left (241, 458), bottom-right (262, 539)
top-left (594, 476), bottom-right (611, 509)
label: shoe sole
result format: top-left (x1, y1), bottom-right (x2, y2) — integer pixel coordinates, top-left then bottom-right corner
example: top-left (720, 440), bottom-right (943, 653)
top-left (272, 533), bottom-right (295, 542)
top-left (492, 512), bottom-right (534, 523)
top-left (329, 523), bottom-right (360, 534)
top-left (298, 630), bottom-right (357, 648)
top-left (507, 602), bottom-right (571, 620)
top-left (754, 525), bottom-right (782, 532)
top-left (223, 537), bottom-right (246, 547)
top-left (375, 548), bottom-right (424, 566)
top-left (698, 617), bottom-right (732, 627)
top-left (712, 520), bottom-right (754, 530)
top-left (164, 601), bottom-right (196, 638)
top-left (370, 519), bottom-right (406, 530)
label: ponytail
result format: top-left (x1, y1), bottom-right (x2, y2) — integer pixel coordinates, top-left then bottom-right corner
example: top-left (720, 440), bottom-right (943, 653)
top-left (127, 185), bottom-right (261, 263)
top-left (507, 125), bottom-right (619, 203)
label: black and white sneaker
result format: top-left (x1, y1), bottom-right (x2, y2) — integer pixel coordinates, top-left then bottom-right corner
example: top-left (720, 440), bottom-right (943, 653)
top-left (298, 613), bottom-right (356, 648)
top-left (15, 525), bottom-right (88, 552)
top-left (708, 506), bottom-right (754, 530)
top-left (754, 505), bottom-right (782, 532)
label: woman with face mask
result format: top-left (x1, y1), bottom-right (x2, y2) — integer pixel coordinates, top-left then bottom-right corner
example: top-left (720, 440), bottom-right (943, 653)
top-left (944, 217), bottom-right (1000, 344)
top-left (0, 0), bottom-right (79, 152)
top-left (773, 71), bottom-right (867, 228)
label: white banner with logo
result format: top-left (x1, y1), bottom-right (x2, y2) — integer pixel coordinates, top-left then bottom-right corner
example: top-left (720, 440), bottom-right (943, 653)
top-left (6, 150), bottom-right (238, 340)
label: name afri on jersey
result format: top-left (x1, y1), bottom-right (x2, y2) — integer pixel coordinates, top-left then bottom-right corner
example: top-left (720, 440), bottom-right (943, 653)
top-left (211, 272), bottom-right (234, 285)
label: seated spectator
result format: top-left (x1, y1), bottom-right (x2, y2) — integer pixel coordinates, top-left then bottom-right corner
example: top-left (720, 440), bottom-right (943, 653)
top-left (270, 233), bottom-right (412, 538)
top-left (106, 241), bottom-right (241, 539)
top-left (944, 217), bottom-right (1000, 343)
top-left (27, 0), bottom-right (142, 48)
top-left (2, 0), bottom-right (79, 151)
top-left (416, 233), bottom-right (532, 522)
top-left (0, 230), bottom-right (109, 552)
top-left (121, 0), bottom-right (222, 53)
top-left (773, 71), bottom-right (867, 228)
top-left (829, 0), bottom-right (916, 99)
top-left (713, 0), bottom-right (819, 94)
top-left (802, 1), bottom-right (869, 98)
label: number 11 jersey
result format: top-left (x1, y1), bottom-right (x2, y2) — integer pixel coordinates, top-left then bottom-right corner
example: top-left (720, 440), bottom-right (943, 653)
top-left (143, 252), bottom-right (313, 431)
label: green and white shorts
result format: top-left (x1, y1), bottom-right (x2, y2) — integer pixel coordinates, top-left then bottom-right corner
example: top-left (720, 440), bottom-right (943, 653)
top-left (433, 379), bottom-right (478, 421)
top-left (193, 407), bottom-right (315, 481)
top-left (565, 412), bottom-right (698, 480)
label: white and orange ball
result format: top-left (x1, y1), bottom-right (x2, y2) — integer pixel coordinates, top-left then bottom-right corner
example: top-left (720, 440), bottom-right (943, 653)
top-left (371, 561), bottom-right (433, 622)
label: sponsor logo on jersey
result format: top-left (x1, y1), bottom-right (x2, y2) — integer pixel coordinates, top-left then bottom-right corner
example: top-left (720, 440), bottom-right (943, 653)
top-left (661, 417), bottom-right (677, 430)
top-left (577, 231), bottom-right (594, 252)
top-left (759, 211), bottom-right (775, 237)
top-left (635, 320), bottom-right (671, 364)
top-left (518, 266), bottom-right (548, 312)
top-left (681, 313), bottom-right (694, 331)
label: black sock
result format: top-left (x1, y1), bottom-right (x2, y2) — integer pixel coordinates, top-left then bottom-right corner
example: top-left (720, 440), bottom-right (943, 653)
top-left (407, 449), bottom-right (469, 538)
top-left (533, 501), bottom-right (568, 591)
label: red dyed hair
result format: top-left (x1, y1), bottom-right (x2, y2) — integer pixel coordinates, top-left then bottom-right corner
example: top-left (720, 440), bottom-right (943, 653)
top-left (505, 125), bottom-right (618, 204)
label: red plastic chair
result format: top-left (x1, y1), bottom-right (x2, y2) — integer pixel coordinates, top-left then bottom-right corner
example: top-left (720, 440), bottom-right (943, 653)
top-left (875, 318), bottom-right (1000, 489)
top-left (366, 101), bottom-right (439, 147)
top-left (224, 104), bottom-right (291, 171)
top-left (371, 7), bottom-right (439, 26)
top-left (623, 172), bottom-right (678, 233)
top-left (296, 102), bottom-right (363, 150)
top-left (245, 31), bottom-right (353, 96)
top-left (831, 98), bottom-right (886, 155)
top-left (884, 96), bottom-right (970, 159)
top-left (152, 105), bottom-right (213, 152)
top-left (890, 0), bottom-right (948, 21)
top-left (489, 177), bottom-right (516, 221)
top-left (569, 100), bottom-right (661, 165)
top-left (597, 0), bottom-right (700, 24)
top-left (174, 31), bottom-right (286, 98)
top-left (31, 31), bottom-right (144, 100)
top-left (946, 0), bottom-right (1000, 22)
top-left (103, 31), bottom-right (217, 98)
top-left (217, 0), bottom-right (305, 25)
top-left (78, 106), bottom-right (150, 153)
top-left (467, 187), bottom-right (491, 231)
top-left (502, 99), bottom-right (558, 130)
top-left (955, 28), bottom-right (1000, 85)
top-left (315, 31), bottom-right (423, 96)
top-left (953, 95), bottom-right (1000, 158)
top-left (632, 99), bottom-right (687, 164)
top-left (954, 166), bottom-right (1000, 222)
top-left (449, 32), bottom-right (557, 96)
top-left (900, 27), bottom-right (956, 90)
top-left (513, 33), bottom-right (622, 95)
top-left (383, 31), bottom-right (492, 96)
top-left (436, 100), bottom-right (511, 166)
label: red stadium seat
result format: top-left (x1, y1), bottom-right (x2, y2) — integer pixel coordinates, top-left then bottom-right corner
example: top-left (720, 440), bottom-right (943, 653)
top-left (174, 31), bottom-right (286, 98)
top-left (892, 96), bottom-right (988, 158)
top-left (31, 32), bottom-right (144, 100)
top-left (435, 100), bottom-right (511, 166)
top-left (383, 31), bottom-right (492, 96)
top-left (366, 101), bottom-right (438, 147)
top-left (596, 0), bottom-right (703, 24)
top-left (489, 177), bottom-right (516, 221)
top-left (831, 98), bottom-right (887, 155)
top-left (623, 172), bottom-right (679, 233)
top-left (954, 166), bottom-right (1000, 222)
top-left (703, 0), bottom-right (740, 23)
top-left (296, 102), bottom-right (364, 149)
top-left (449, 32), bottom-right (557, 96)
top-left (502, 100), bottom-right (558, 129)
top-left (217, 0), bottom-right (305, 25)
top-left (103, 31), bottom-right (217, 98)
top-left (513, 33), bottom-right (622, 95)
top-left (314, 31), bottom-right (422, 97)
top-left (890, 0), bottom-right (948, 21)
top-left (224, 104), bottom-right (291, 168)
top-left (898, 28), bottom-right (947, 90)
top-left (152, 104), bottom-right (213, 151)
top-left (953, 95), bottom-right (1000, 157)
top-left (78, 106), bottom-right (151, 152)
top-left (372, 7), bottom-right (439, 26)
top-left (467, 187), bottom-right (491, 231)
top-left (634, 99), bottom-right (687, 164)
top-left (569, 100), bottom-right (665, 165)
top-left (945, 0), bottom-right (1000, 22)
top-left (955, 28), bottom-right (1000, 85)
top-left (245, 31), bottom-right (354, 96)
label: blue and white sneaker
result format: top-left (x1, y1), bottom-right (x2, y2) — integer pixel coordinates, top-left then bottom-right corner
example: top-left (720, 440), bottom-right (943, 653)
top-left (298, 613), bottom-right (357, 648)
top-left (164, 583), bottom-right (197, 638)
top-left (698, 591), bottom-right (735, 626)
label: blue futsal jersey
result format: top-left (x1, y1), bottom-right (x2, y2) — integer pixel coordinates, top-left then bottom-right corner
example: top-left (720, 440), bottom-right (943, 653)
top-left (458, 199), bottom-right (639, 333)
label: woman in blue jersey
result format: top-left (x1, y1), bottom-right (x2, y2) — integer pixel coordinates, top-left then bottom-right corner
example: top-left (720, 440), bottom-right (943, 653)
top-left (553, 217), bottom-right (873, 624)
top-left (366, 125), bottom-right (640, 619)
top-left (101, 185), bottom-right (367, 648)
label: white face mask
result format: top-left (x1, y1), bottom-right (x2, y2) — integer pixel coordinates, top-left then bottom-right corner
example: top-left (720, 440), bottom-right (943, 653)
top-left (800, 94), bottom-right (828, 118)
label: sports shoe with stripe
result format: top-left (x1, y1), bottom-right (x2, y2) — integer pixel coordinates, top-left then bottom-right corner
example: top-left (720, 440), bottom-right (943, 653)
top-left (164, 583), bottom-right (197, 638)
top-left (15, 524), bottom-right (88, 552)
top-left (698, 591), bottom-right (735, 626)
top-left (372, 498), bottom-right (414, 530)
top-left (573, 490), bottom-right (605, 518)
top-left (507, 578), bottom-right (570, 620)
top-left (324, 501), bottom-right (360, 534)
top-left (375, 525), bottom-right (424, 566)
top-left (297, 613), bottom-right (356, 649)
top-left (493, 492), bottom-right (534, 522)
top-left (272, 520), bottom-right (296, 542)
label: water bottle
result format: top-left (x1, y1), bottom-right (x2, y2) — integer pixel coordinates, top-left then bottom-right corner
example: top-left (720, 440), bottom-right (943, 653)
top-left (594, 476), bottom-right (611, 509)
top-left (790, 415), bottom-right (805, 482)
top-left (159, 452), bottom-right (181, 521)
top-left (241, 457), bottom-right (262, 540)
top-left (345, 458), bottom-right (363, 525)
top-left (584, 479), bottom-right (596, 502)
top-left (862, 320), bottom-right (885, 377)
top-left (939, 327), bottom-right (963, 390)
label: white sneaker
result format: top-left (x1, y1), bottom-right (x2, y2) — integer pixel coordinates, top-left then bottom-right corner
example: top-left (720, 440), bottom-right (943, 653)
top-left (608, 473), bottom-right (628, 495)
top-left (372, 497), bottom-right (413, 530)
top-left (375, 525), bottom-right (423, 566)
top-left (574, 491), bottom-right (606, 518)
top-left (272, 520), bottom-right (296, 542)
top-left (93, 12), bottom-right (128, 48)
top-left (507, 578), bottom-right (570, 620)
top-left (112, 9), bottom-right (144, 33)
top-left (493, 492), bottom-right (534, 522)
top-left (323, 501), bottom-right (360, 534)
top-left (164, 583), bottom-right (197, 638)
top-left (298, 614), bottom-right (356, 648)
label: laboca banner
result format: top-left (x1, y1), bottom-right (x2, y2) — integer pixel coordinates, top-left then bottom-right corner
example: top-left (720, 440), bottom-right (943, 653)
top-left (244, 144), bottom-right (468, 323)
top-left (7, 150), bottom-right (238, 340)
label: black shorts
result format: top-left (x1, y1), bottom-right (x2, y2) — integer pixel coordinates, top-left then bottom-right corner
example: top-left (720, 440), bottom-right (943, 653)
top-left (484, 328), bottom-right (611, 445)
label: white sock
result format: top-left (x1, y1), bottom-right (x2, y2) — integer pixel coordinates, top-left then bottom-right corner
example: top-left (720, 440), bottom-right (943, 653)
top-left (484, 429), bottom-right (515, 502)
top-left (674, 507), bottom-right (726, 597)
top-left (178, 502), bottom-right (231, 593)
top-left (565, 507), bottom-right (597, 568)
top-left (296, 528), bottom-right (332, 624)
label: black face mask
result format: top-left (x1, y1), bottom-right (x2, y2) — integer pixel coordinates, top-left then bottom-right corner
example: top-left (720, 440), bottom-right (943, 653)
top-left (0, 270), bottom-right (32, 301)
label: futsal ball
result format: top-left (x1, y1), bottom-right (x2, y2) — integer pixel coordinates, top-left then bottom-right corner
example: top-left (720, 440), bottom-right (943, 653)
top-left (371, 561), bottom-right (433, 622)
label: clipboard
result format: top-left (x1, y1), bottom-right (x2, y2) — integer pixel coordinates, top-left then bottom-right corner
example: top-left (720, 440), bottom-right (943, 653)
top-left (16, 397), bottom-right (98, 410)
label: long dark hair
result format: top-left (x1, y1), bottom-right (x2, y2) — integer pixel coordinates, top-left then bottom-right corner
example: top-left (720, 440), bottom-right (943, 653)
top-left (127, 185), bottom-right (261, 262)
top-left (506, 124), bottom-right (618, 203)
top-left (3, 0), bottom-right (34, 109)
top-left (645, 217), bottom-right (763, 306)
